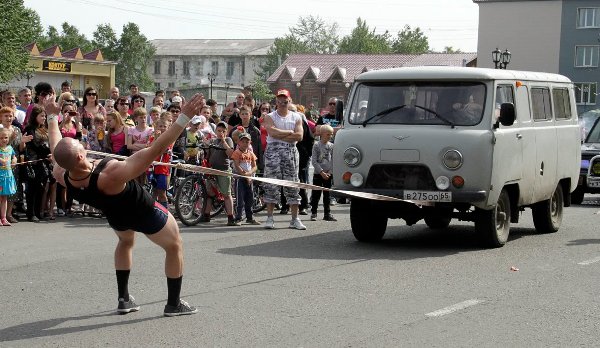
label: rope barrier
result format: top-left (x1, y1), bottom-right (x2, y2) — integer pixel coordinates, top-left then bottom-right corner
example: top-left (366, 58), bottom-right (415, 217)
top-left (86, 150), bottom-right (408, 203)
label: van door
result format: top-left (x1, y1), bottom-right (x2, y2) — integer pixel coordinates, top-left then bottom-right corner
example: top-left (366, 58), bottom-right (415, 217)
top-left (514, 84), bottom-right (536, 204)
top-left (531, 86), bottom-right (558, 201)
top-left (490, 83), bottom-right (522, 205)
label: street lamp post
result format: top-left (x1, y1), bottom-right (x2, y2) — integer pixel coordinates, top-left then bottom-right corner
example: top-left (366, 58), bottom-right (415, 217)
top-left (492, 48), bottom-right (511, 69)
top-left (207, 73), bottom-right (216, 100)
top-left (224, 82), bottom-right (231, 106)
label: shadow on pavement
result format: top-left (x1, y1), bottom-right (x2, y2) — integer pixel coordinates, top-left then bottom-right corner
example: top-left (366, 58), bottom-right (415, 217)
top-left (0, 312), bottom-right (161, 342)
top-left (566, 239), bottom-right (600, 246)
top-left (217, 224), bottom-right (537, 261)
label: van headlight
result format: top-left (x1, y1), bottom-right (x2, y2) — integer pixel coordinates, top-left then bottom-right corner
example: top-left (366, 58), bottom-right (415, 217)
top-left (442, 149), bottom-right (463, 170)
top-left (344, 147), bottom-right (361, 167)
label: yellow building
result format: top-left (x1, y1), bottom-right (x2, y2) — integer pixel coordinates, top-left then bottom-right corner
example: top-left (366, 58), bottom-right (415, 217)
top-left (16, 43), bottom-right (116, 99)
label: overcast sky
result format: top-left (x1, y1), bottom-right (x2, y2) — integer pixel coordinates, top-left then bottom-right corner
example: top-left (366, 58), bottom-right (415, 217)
top-left (25, 0), bottom-right (479, 52)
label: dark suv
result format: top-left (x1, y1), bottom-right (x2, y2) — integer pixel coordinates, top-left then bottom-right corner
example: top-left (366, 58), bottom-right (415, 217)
top-left (573, 117), bottom-right (600, 204)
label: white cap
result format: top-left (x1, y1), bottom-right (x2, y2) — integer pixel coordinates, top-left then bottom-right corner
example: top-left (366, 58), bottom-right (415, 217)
top-left (190, 115), bottom-right (204, 124)
top-left (171, 96), bottom-right (183, 104)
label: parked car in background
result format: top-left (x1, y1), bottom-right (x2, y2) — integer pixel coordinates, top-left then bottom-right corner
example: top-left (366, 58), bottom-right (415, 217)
top-left (572, 116), bottom-right (600, 204)
top-left (578, 109), bottom-right (600, 142)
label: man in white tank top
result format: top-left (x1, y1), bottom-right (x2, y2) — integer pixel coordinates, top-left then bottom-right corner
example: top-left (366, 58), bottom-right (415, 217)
top-left (261, 89), bottom-right (306, 230)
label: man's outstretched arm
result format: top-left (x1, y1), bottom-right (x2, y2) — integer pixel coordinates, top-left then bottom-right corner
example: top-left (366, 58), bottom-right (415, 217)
top-left (106, 94), bottom-right (205, 183)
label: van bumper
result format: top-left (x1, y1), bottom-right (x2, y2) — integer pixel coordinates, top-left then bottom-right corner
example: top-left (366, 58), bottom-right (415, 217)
top-left (332, 188), bottom-right (487, 203)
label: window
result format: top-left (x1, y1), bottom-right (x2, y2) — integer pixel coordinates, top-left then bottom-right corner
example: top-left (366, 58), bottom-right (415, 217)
top-left (330, 74), bottom-right (343, 84)
top-left (154, 61), bottom-right (161, 75)
top-left (154, 82), bottom-right (161, 90)
top-left (575, 46), bottom-right (599, 67)
top-left (574, 82), bottom-right (598, 105)
top-left (211, 61), bottom-right (219, 76)
top-left (241, 62), bottom-right (245, 76)
top-left (226, 62), bottom-right (234, 80)
top-left (168, 61), bottom-right (175, 76)
top-left (552, 88), bottom-right (571, 120)
top-left (183, 61), bottom-right (190, 76)
top-left (531, 87), bottom-right (552, 121)
top-left (196, 62), bottom-right (203, 76)
top-left (577, 8), bottom-right (600, 28)
top-left (168, 82), bottom-right (175, 88)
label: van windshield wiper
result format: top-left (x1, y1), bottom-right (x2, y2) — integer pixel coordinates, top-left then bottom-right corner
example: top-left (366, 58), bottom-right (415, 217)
top-left (362, 104), bottom-right (406, 127)
top-left (414, 104), bottom-right (455, 128)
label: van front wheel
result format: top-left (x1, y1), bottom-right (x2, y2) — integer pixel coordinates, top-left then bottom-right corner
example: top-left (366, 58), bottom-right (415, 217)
top-left (532, 185), bottom-right (563, 233)
top-left (475, 189), bottom-right (511, 248)
top-left (350, 199), bottom-right (387, 242)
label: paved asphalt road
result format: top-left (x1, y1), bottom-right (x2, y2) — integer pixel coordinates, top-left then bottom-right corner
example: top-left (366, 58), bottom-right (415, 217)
top-left (1, 197), bottom-right (600, 347)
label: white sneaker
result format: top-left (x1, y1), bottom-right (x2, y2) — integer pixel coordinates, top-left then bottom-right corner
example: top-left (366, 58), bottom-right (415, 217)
top-left (289, 218), bottom-right (306, 230)
top-left (264, 216), bottom-right (275, 229)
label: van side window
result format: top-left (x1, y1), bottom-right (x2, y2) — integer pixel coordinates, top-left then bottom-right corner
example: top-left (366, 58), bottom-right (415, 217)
top-left (552, 88), bottom-right (572, 120)
top-left (531, 87), bottom-right (553, 121)
top-left (496, 85), bottom-right (514, 105)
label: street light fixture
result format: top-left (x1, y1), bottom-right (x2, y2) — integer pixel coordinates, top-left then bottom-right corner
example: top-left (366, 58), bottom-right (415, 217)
top-left (207, 73), bottom-right (216, 100)
top-left (492, 48), bottom-right (511, 69)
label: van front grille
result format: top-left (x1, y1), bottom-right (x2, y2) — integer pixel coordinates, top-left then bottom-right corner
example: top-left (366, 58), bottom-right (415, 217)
top-left (364, 164), bottom-right (436, 190)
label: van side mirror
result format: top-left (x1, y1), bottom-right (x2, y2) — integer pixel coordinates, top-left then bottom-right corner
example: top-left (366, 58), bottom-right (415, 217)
top-left (498, 102), bottom-right (515, 127)
top-left (336, 100), bottom-right (344, 121)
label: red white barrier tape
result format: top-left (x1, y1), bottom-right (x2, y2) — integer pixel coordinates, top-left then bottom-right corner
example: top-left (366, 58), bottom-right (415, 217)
top-left (86, 150), bottom-right (409, 203)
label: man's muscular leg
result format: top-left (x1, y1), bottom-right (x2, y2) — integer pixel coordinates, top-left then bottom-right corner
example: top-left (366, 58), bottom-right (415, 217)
top-left (114, 230), bottom-right (139, 313)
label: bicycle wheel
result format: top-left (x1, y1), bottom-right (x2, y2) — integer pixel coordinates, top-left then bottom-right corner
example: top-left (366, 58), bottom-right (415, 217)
top-left (251, 182), bottom-right (266, 213)
top-left (174, 175), bottom-right (205, 226)
top-left (209, 197), bottom-right (225, 218)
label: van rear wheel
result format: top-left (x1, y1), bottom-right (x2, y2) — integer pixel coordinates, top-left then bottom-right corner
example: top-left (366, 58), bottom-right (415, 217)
top-left (475, 189), bottom-right (511, 248)
top-left (532, 184), bottom-right (563, 233)
top-left (350, 199), bottom-right (387, 242)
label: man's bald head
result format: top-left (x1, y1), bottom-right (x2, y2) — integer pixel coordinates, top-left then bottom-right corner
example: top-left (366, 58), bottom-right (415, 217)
top-left (54, 138), bottom-right (84, 170)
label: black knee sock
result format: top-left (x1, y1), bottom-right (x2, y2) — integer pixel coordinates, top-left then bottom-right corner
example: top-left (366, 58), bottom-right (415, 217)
top-left (167, 276), bottom-right (182, 307)
top-left (116, 270), bottom-right (130, 300)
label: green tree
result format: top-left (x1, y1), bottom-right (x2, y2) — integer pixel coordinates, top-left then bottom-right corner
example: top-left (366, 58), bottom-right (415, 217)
top-left (91, 24), bottom-right (119, 61)
top-left (442, 46), bottom-right (463, 53)
top-left (392, 25), bottom-right (430, 54)
top-left (249, 76), bottom-right (274, 104)
top-left (338, 18), bottom-right (392, 54)
top-left (0, 0), bottom-right (43, 83)
top-left (261, 16), bottom-right (339, 78)
top-left (38, 22), bottom-right (94, 52)
top-left (114, 23), bottom-right (156, 91)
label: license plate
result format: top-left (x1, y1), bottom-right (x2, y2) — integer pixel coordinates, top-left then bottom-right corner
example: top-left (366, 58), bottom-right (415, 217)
top-left (403, 190), bottom-right (452, 202)
top-left (588, 179), bottom-right (600, 187)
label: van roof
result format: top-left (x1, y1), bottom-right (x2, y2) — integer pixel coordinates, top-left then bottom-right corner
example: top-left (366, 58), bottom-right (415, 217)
top-left (356, 66), bottom-right (572, 83)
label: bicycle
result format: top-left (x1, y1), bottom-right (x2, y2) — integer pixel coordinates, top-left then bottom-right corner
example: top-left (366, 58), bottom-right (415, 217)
top-left (174, 172), bottom-right (225, 226)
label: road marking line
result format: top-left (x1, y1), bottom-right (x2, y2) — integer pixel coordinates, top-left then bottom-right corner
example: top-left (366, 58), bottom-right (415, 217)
top-left (425, 299), bottom-right (483, 317)
top-left (578, 256), bottom-right (600, 265)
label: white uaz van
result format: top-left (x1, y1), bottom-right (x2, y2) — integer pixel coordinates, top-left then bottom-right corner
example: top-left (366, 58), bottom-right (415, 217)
top-left (333, 67), bottom-right (580, 247)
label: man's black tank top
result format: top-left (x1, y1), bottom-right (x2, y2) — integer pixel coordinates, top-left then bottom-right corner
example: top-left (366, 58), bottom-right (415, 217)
top-left (64, 158), bottom-right (155, 228)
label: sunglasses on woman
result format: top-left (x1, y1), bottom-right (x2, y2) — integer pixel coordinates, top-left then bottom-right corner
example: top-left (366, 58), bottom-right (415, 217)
top-left (86, 92), bottom-right (97, 96)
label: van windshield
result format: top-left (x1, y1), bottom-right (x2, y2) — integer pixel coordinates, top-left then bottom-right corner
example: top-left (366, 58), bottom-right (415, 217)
top-left (348, 82), bottom-right (486, 126)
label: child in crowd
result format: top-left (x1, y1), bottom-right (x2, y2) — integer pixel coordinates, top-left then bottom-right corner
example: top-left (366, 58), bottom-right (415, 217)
top-left (159, 111), bottom-right (173, 126)
top-left (127, 107), bottom-right (153, 155)
top-left (148, 119), bottom-right (171, 209)
top-left (0, 128), bottom-right (17, 226)
top-left (86, 114), bottom-right (106, 154)
top-left (105, 112), bottom-right (128, 155)
top-left (231, 132), bottom-right (260, 225)
top-left (149, 106), bottom-right (161, 126)
top-left (201, 121), bottom-right (236, 226)
top-left (184, 116), bottom-right (205, 165)
top-left (310, 125), bottom-right (337, 222)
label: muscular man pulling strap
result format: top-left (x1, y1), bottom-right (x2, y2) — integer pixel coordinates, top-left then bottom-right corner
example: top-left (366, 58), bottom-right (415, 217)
top-left (44, 91), bottom-right (205, 317)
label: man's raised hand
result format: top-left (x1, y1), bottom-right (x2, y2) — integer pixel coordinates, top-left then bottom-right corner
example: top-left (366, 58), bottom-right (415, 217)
top-left (181, 93), bottom-right (205, 117)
